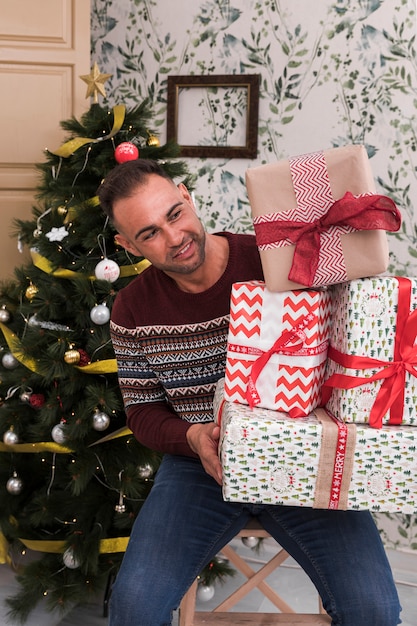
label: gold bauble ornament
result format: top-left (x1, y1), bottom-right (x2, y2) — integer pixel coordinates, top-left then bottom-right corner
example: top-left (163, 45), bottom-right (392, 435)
top-left (64, 348), bottom-right (81, 364)
top-left (25, 283), bottom-right (38, 300)
top-left (57, 206), bottom-right (68, 217)
top-left (146, 132), bottom-right (160, 147)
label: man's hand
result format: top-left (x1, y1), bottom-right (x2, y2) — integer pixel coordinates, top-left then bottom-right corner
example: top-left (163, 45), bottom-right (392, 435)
top-left (186, 422), bottom-right (222, 485)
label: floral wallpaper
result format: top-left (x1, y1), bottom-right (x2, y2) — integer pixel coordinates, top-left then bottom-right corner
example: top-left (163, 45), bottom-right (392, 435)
top-left (91, 0), bottom-right (417, 552)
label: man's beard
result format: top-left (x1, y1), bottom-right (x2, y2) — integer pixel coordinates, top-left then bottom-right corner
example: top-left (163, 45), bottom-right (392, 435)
top-left (154, 229), bottom-right (206, 275)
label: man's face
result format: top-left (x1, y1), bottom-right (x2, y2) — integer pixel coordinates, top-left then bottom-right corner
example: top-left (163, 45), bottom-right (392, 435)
top-left (113, 174), bottom-right (206, 276)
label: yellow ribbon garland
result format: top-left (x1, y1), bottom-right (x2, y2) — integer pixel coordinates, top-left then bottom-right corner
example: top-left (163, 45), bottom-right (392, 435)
top-left (0, 441), bottom-right (72, 454)
top-left (51, 105), bottom-right (126, 158)
top-left (0, 533), bottom-right (130, 564)
top-left (64, 195), bottom-right (100, 224)
top-left (0, 321), bottom-right (118, 375)
top-left (0, 427), bottom-right (133, 563)
top-left (0, 426), bottom-right (131, 455)
top-left (0, 323), bottom-right (38, 372)
top-left (0, 531), bottom-right (11, 564)
top-left (30, 249), bottom-right (151, 281)
top-left (18, 536), bottom-right (129, 555)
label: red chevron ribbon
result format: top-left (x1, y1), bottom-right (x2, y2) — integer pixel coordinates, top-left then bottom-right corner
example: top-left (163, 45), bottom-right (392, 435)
top-left (322, 277), bottom-right (417, 428)
top-left (245, 313), bottom-right (316, 411)
top-left (254, 192), bottom-right (401, 287)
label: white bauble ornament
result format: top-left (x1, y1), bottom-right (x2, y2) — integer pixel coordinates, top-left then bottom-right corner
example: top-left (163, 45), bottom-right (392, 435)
top-left (6, 472), bottom-right (23, 495)
top-left (92, 410), bottom-right (111, 431)
top-left (94, 258), bottom-right (120, 282)
top-left (63, 547), bottom-right (80, 569)
top-left (3, 429), bottom-right (19, 445)
top-left (242, 536), bottom-right (259, 548)
top-left (2, 352), bottom-right (19, 369)
top-left (0, 307), bottom-right (10, 322)
top-left (137, 463), bottom-right (153, 479)
top-left (90, 303), bottom-right (110, 325)
top-left (196, 584), bottom-right (215, 602)
top-left (51, 423), bottom-right (67, 444)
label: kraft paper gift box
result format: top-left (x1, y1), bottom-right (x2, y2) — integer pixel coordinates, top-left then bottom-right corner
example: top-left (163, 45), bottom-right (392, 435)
top-left (214, 380), bottom-right (417, 513)
top-left (246, 144), bottom-right (401, 292)
top-left (224, 280), bottom-right (332, 417)
top-left (323, 276), bottom-right (417, 428)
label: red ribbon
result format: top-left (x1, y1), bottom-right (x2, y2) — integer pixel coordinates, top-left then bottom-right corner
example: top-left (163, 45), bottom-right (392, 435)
top-left (321, 277), bottom-right (417, 428)
top-left (245, 313), bottom-right (317, 417)
top-left (327, 414), bottom-right (349, 510)
top-left (254, 192), bottom-right (401, 287)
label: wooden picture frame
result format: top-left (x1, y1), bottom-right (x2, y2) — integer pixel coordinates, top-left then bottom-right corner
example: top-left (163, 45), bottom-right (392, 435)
top-left (166, 74), bottom-right (260, 158)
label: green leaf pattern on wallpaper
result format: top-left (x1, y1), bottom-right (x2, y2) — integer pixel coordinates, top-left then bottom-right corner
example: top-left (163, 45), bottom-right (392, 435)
top-left (91, 0), bottom-right (417, 550)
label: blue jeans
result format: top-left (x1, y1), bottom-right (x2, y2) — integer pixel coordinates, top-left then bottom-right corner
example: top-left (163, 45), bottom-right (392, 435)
top-left (109, 455), bottom-right (401, 626)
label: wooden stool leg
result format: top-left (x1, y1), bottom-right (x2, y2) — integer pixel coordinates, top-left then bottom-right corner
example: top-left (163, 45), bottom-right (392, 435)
top-left (217, 544), bottom-right (295, 613)
top-left (179, 579), bottom-right (198, 626)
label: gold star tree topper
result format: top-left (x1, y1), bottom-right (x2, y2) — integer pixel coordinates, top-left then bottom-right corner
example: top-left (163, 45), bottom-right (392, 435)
top-left (79, 62), bottom-right (112, 103)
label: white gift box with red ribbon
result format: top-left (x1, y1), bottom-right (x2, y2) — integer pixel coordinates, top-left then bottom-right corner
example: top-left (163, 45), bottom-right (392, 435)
top-left (322, 276), bottom-right (417, 427)
top-left (224, 281), bottom-right (332, 417)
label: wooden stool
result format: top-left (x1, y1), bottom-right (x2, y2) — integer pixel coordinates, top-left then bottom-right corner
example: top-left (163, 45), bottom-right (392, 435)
top-left (179, 519), bottom-right (331, 625)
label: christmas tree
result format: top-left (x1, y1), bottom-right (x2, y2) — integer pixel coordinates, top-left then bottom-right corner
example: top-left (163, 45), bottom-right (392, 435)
top-left (0, 65), bottom-right (237, 623)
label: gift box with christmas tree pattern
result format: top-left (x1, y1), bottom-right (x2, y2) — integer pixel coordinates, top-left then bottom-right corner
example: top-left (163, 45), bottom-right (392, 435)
top-left (323, 276), bottom-right (417, 427)
top-left (214, 379), bottom-right (417, 513)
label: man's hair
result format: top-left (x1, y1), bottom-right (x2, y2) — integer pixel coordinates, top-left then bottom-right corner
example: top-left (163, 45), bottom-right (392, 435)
top-left (97, 159), bottom-right (173, 221)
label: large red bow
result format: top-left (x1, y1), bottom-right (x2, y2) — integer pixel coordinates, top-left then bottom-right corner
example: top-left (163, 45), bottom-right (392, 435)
top-left (321, 277), bottom-right (417, 428)
top-left (254, 192), bottom-right (401, 287)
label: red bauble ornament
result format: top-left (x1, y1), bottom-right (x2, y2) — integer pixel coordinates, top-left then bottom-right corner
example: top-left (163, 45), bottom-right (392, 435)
top-left (29, 393), bottom-right (45, 409)
top-left (77, 349), bottom-right (91, 367)
top-left (114, 142), bottom-right (139, 163)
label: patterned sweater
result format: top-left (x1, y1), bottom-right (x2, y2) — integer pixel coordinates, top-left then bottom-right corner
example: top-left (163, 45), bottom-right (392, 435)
top-left (110, 232), bottom-right (263, 456)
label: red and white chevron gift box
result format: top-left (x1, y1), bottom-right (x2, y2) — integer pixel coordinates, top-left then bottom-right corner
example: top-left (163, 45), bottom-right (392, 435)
top-left (224, 281), bottom-right (332, 417)
top-left (246, 144), bottom-right (401, 292)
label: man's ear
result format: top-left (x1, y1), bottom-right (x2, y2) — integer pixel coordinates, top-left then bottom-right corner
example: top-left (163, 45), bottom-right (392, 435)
top-left (178, 182), bottom-right (197, 213)
top-left (114, 234), bottom-right (138, 256)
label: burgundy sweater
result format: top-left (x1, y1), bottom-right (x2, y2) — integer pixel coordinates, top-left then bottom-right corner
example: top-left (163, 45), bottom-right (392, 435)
top-left (110, 232), bottom-right (263, 457)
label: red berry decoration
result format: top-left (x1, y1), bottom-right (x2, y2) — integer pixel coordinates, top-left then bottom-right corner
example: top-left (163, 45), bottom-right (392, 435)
top-left (114, 142), bottom-right (139, 163)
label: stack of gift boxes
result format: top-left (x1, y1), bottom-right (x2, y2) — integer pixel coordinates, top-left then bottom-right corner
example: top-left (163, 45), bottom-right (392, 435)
top-left (215, 144), bottom-right (417, 514)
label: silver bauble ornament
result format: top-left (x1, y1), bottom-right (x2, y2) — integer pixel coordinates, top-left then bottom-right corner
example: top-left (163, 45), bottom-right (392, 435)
top-left (90, 303), bottom-right (111, 325)
top-left (20, 390), bottom-right (32, 403)
top-left (2, 352), bottom-right (19, 369)
top-left (63, 547), bottom-right (80, 569)
top-left (0, 306), bottom-right (10, 322)
top-left (242, 536), bottom-right (259, 548)
top-left (137, 463), bottom-right (154, 479)
top-left (114, 502), bottom-right (126, 513)
top-left (196, 584), bottom-right (215, 602)
top-left (6, 472), bottom-right (23, 495)
top-left (51, 423), bottom-right (67, 444)
top-left (94, 258), bottom-right (120, 282)
top-left (3, 429), bottom-right (19, 445)
top-left (92, 410), bottom-right (111, 431)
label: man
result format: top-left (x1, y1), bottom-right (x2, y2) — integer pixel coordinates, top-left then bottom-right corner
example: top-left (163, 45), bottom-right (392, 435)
top-left (98, 159), bottom-right (401, 626)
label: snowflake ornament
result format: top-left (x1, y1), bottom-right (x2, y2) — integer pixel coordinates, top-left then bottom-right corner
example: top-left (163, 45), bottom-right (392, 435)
top-left (46, 227), bottom-right (69, 242)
